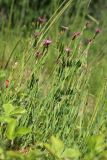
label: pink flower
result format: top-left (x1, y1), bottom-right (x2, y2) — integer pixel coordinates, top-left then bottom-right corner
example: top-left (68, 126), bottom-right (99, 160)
top-left (93, 28), bottom-right (101, 39)
top-left (95, 28), bottom-right (101, 34)
top-left (43, 39), bottom-right (52, 48)
top-left (65, 48), bottom-right (72, 56)
top-left (72, 32), bottom-right (80, 40)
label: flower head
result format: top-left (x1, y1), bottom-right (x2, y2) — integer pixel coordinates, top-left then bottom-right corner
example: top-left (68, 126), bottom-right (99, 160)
top-left (93, 28), bottom-right (101, 39)
top-left (65, 48), bottom-right (72, 55)
top-left (5, 79), bottom-right (9, 88)
top-left (43, 39), bottom-right (52, 48)
top-left (72, 32), bottom-right (80, 40)
top-left (95, 28), bottom-right (101, 35)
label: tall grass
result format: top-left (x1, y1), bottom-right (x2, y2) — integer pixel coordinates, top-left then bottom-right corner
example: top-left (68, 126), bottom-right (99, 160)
top-left (0, 0), bottom-right (107, 159)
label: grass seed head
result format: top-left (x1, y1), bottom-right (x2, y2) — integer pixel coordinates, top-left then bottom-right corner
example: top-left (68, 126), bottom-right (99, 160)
top-left (61, 26), bottom-right (69, 32)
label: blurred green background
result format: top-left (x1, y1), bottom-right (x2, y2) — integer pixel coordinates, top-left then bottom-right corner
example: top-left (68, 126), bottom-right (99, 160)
top-left (0, 0), bottom-right (107, 26)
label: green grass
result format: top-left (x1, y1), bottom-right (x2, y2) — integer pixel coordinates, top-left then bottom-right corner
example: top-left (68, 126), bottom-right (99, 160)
top-left (0, 0), bottom-right (107, 159)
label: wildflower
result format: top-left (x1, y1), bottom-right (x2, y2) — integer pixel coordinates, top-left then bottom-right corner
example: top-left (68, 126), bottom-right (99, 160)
top-left (72, 32), bottom-right (80, 40)
top-left (93, 28), bottom-right (101, 39)
top-left (61, 26), bottom-right (69, 32)
top-left (43, 39), bottom-right (52, 48)
top-left (37, 17), bottom-right (46, 24)
top-left (95, 28), bottom-right (101, 35)
top-left (65, 48), bottom-right (72, 56)
top-left (5, 79), bottom-right (9, 88)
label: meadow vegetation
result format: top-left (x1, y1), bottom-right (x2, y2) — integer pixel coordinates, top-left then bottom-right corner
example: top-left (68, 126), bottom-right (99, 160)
top-left (0, 0), bottom-right (107, 159)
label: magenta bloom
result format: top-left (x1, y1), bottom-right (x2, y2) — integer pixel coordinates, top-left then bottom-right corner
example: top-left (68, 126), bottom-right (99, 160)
top-left (72, 32), bottom-right (80, 40)
top-left (95, 28), bottom-right (101, 34)
top-left (43, 39), bottom-right (52, 48)
top-left (93, 28), bottom-right (101, 39)
top-left (37, 17), bottom-right (46, 24)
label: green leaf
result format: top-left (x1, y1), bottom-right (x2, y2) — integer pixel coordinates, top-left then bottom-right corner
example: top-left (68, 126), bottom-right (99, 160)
top-left (28, 149), bottom-right (44, 158)
top-left (15, 127), bottom-right (31, 137)
top-left (0, 147), bottom-right (5, 159)
top-left (44, 143), bottom-right (54, 155)
top-left (86, 135), bottom-right (104, 153)
top-left (10, 108), bottom-right (26, 116)
top-left (95, 135), bottom-right (105, 152)
top-left (2, 103), bottom-right (14, 115)
top-left (6, 119), bottom-right (17, 140)
top-left (62, 148), bottom-right (81, 159)
top-left (7, 150), bottom-right (24, 159)
top-left (0, 116), bottom-right (14, 123)
top-left (2, 104), bottom-right (26, 117)
top-left (50, 136), bottom-right (64, 157)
